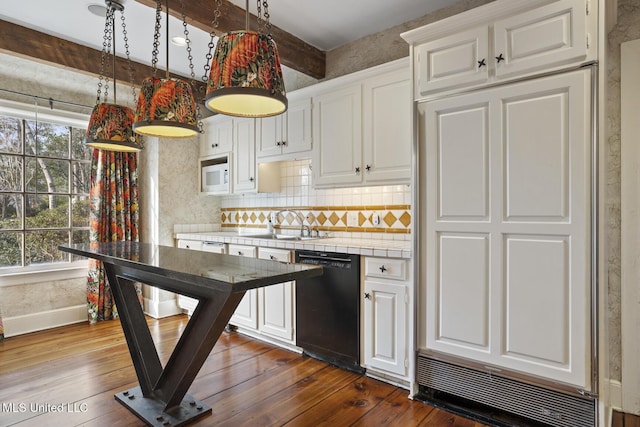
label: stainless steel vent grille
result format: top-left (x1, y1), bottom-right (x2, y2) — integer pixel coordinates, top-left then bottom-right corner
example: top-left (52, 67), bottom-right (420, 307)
top-left (417, 356), bottom-right (595, 427)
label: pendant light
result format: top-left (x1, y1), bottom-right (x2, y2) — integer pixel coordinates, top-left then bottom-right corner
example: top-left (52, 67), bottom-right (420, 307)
top-left (85, 0), bottom-right (142, 152)
top-left (204, 0), bottom-right (287, 118)
top-left (133, 0), bottom-right (199, 138)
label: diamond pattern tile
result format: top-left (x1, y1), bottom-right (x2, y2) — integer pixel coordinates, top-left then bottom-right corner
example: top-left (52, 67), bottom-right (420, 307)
top-left (399, 211), bottom-right (411, 227)
top-left (384, 212), bottom-right (397, 227)
top-left (329, 212), bottom-right (340, 226)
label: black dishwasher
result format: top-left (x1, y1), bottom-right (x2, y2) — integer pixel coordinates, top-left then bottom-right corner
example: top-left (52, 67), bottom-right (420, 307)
top-left (295, 250), bottom-right (363, 373)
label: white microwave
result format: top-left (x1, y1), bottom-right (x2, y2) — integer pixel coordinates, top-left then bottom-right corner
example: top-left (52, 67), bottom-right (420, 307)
top-left (201, 162), bottom-right (229, 193)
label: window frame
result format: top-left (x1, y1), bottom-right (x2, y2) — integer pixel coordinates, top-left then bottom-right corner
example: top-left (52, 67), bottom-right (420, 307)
top-left (0, 99), bottom-right (91, 284)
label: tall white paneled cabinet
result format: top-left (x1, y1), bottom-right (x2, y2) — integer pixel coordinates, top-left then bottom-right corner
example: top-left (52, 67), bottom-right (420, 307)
top-left (402, 0), bottom-right (598, 420)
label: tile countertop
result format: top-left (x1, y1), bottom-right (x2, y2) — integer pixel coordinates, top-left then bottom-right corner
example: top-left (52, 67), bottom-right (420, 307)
top-left (174, 232), bottom-right (412, 259)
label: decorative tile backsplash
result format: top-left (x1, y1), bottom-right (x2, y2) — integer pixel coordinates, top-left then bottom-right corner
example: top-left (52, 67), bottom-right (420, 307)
top-left (220, 159), bottom-right (412, 239)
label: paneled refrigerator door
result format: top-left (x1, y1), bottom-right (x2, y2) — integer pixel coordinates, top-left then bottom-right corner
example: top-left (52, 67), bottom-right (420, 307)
top-left (419, 68), bottom-right (592, 389)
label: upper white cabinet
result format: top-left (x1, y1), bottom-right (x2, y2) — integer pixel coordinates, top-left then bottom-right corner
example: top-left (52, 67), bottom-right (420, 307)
top-left (258, 97), bottom-right (312, 160)
top-left (362, 67), bottom-right (412, 185)
top-left (201, 114), bottom-right (233, 157)
top-left (232, 119), bottom-right (280, 194)
top-left (407, 0), bottom-right (593, 98)
top-left (415, 26), bottom-right (489, 94)
top-left (232, 118), bottom-right (257, 193)
top-left (493, 0), bottom-right (588, 79)
top-left (312, 59), bottom-right (411, 188)
top-left (312, 83), bottom-right (363, 188)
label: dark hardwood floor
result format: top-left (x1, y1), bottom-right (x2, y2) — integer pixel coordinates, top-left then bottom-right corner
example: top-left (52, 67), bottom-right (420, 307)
top-left (0, 315), bottom-right (489, 426)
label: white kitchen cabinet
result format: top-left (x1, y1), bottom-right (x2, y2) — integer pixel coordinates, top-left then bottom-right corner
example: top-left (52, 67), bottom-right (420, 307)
top-left (412, 0), bottom-right (590, 97)
top-left (176, 239), bottom-right (201, 251)
top-left (312, 83), bottom-right (363, 187)
top-left (176, 239), bottom-right (226, 316)
top-left (232, 118), bottom-right (280, 194)
top-left (363, 257), bottom-right (409, 378)
top-left (415, 26), bottom-right (489, 95)
top-left (257, 97), bottom-right (312, 160)
top-left (362, 67), bottom-right (412, 185)
top-left (227, 244), bottom-right (258, 330)
top-left (419, 68), bottom-right (591, 388)
top-left (201, 114), bottom-right (233, 157)
top-left (257, 247), bottom-right (294, 343)
top-left (232, 118), bottom-right (257, 193)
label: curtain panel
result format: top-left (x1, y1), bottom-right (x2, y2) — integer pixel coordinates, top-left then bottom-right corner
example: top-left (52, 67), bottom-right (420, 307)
top-left (0, 310), bottom-right (4, 342)
top-left (87, 149), bottom-right (140, 323)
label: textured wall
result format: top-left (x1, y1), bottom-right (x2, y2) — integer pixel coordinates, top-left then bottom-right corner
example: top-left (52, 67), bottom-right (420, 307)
top-left (0, 278), bottom-right (86, 318)
top-left (604, 0), bottom-right (640, 382)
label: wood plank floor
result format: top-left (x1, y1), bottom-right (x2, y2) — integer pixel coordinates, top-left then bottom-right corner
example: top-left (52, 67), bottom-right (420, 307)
top-left (0, 315), bottom-right (490, 426)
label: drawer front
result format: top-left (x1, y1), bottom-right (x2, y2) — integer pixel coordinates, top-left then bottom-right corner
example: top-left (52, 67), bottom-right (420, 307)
top-left (228, 244), bottom-right (257, 258)
top-left (365, 257), bottom-right (407, 281)
top-left (201, 242), bottom-right (226, 254)
top-left (258, 247), bottom-right (292, 262)
top-left (177, 239), bottom-right (201, 251)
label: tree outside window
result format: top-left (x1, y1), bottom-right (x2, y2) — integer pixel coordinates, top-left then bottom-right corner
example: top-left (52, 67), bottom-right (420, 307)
top-left (0, 114), bottom-right (91, 269)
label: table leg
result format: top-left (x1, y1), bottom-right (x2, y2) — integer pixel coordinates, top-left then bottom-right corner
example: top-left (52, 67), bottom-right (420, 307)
top-left (104, 264), bottom-right (245, 426)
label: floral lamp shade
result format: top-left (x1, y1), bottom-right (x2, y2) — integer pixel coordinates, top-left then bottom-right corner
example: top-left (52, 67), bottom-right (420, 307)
top-left (86, 103), bottom-right (142, 152)
top-left (205, 31), bottom-right (287, 118)
top-left (133, 76), bottom-right (199, 138)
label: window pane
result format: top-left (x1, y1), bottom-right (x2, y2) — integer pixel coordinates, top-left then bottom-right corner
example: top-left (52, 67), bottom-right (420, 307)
top-left (0, 232), bottom-right (22, 268)
top-left (26, 158), bottom-right (69, 193)
top-left (24, 120), bottom-right (37, 155)
top-left (72, 196), bottom-right (90, 227)
top-left (0, 194), bottom-right (22, 230)
top-left (71, 127), bottom-right (92, 161)
top-left (0, 154), bottom-right (23, 191)
top-left (37, 122), bottom-right (70, 158)
top-left (72, 229), bottom-right (90, 262)
top-left (71, 161), bottom-right (91, 195)
top-left (25, 195), bottom-right (69, 229)
top-left (0, 116), bottom-right (22, 154)
top-left (25, 230), bottom-right (68, 266)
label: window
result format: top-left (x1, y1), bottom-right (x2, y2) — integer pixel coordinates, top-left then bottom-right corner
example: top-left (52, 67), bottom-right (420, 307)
top-left (0, 100), bottom-right (91, 274)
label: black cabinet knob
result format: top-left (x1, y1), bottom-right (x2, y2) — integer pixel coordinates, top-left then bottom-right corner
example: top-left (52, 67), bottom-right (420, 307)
top-left (355, 167), bottom-right (360, 174)
top-left (379, 265), bottom-right (387, 273)
top-left (364, 293), bottom-right (371, 300)
top-left (270, 255), bottom-right (276, 260)
top-left (495, 53), bottom-right (505, 63)
top-left (238, 251), bottom-right (243, 256)
top-left (365, 165), bottom-right (371, 172)
top-left (478, 58), bottom-right (486, 68)
top-left (249, 177), bottom-right (254, 182)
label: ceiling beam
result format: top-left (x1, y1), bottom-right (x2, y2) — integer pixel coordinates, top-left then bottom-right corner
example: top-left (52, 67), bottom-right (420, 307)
top-left (133, 0), bottom-right (326, 80)
top-left (0, 20), bottom-right (208, 98)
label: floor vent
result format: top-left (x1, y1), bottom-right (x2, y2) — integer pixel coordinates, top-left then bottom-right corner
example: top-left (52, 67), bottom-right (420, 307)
top-left (417, 356), bottom-right (596, 427)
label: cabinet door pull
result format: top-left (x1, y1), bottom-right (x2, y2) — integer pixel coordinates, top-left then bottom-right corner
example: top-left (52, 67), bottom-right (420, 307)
top-left (212, 143), bottom-right (219, 148)
top-left (495, 53), bottom-right (505, 63)
top-left (237, 251), bottom-right (243, 256)
top-left (282, 140), bottom-right (287, 146)
top-left (477, 58), bottom-right (486, 68)
top-left (270, 255), bottom-right (276, 260)
top-left (365, 164), bottom-right (371, 172)
top-left (276, 141), bottom-right (281, 146)
top-left (364, 293), bottom-right (371, 300)
top-left (249, 177), bottom-right (255, 182)
top-left (355, 167), bottom-right (360, 174)
top-left (379, 265), bottom-right (387, 273)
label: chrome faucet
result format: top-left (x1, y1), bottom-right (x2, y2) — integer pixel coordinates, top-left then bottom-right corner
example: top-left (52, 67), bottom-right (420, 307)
top-left (274, 209), bottom-right (311, 237)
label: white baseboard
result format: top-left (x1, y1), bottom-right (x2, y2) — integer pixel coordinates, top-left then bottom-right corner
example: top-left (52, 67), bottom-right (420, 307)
top-left (3, 305), bottom-right (87, 337)
top-left (143, 297), bottom-right (183, 319)
top-left (610, 379), bottom-right (623, 412)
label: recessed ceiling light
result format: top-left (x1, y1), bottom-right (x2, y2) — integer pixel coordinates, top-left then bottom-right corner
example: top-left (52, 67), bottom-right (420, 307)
top-left (171, 36), bottom-right (187, 47)
top-left (88, 3), bottom-right (108, 17)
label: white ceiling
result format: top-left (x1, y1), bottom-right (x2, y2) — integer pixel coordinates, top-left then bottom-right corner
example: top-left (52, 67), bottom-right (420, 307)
top-left (0, 0), bottom-right (459, 78)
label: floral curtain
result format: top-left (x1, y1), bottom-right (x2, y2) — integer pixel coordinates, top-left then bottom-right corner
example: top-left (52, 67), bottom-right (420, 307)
top-left (0, 309), bottom-right (4, 342)
top-left (87, 149), bottom-right (140, 324)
